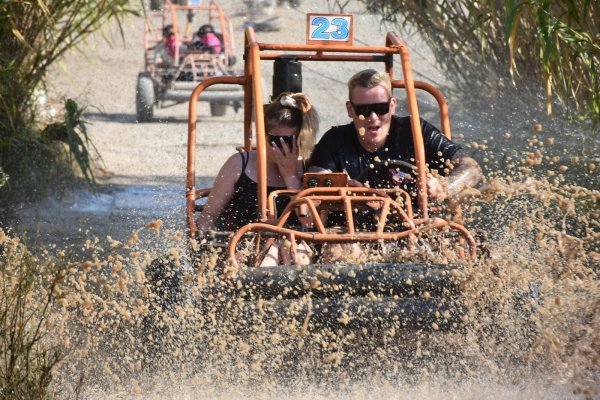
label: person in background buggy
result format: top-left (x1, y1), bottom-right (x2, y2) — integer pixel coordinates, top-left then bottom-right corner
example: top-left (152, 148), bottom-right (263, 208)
top-left (153, 24), bottom-right (187, 66)
top-left (190, 24), bottom-right (223, 54)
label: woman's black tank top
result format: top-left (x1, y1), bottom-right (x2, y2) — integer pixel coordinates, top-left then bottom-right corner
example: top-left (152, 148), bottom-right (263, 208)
top-left (216, 152), bottom-right (294, 231)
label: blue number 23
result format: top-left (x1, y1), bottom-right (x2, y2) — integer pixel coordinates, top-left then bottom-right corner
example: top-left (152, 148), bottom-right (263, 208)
top-left (311, 17), bottom-right (349, 40)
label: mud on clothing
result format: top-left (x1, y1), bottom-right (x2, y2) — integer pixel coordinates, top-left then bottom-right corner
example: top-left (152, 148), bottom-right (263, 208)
top-left (215, 152), bottom-right (294, 231)
top-left (309, 115), bottom-right (462, 192)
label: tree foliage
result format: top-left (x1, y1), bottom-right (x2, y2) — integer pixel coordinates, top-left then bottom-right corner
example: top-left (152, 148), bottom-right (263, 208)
top-left (0, 0), bottom-right (139, 205)
top-left (0, 0), bottom-right (139, 133)
top-left (343, 0), bottom-right (599, 124)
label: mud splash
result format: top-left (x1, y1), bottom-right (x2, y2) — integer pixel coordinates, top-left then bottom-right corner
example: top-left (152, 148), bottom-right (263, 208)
top-left (1, 147), bottom-right (598, 399)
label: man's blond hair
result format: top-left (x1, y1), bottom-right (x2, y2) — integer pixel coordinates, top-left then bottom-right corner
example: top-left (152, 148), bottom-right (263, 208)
top-left (347, 69), bottom-right (392, 100)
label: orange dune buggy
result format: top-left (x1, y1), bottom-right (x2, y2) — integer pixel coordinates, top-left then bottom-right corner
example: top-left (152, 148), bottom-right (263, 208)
top-left (136, 0), bottom-right (243, 121)
top-left (180, 16), bottom-right (478, 330)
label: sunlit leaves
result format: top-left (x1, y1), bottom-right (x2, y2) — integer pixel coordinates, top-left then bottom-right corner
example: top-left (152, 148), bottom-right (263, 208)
top-left (347, 0), bottom-right (600, 124)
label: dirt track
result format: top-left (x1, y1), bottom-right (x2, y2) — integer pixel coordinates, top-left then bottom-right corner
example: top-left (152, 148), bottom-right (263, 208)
top-left (14, 0), bottom-right (452, 245)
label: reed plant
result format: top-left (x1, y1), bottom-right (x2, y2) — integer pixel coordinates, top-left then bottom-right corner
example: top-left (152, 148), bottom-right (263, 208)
top-left (0, 230), bottom-right (69, 400)
top-left (0, 1), bottom-right (139, 207)
top-left (344, 0), bottom-right (599, 124)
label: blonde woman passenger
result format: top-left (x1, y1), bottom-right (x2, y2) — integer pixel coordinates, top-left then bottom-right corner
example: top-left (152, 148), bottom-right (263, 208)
top-left (196, 92), bottom-right (319, 265)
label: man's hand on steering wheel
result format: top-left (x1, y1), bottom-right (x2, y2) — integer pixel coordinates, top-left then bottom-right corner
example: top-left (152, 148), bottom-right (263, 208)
top-left (356, 159), bottom-right (417, 187)
top-left (426, 173), bottom-right (448, 201)
top-left (357, 159), bottom-right (453, 201)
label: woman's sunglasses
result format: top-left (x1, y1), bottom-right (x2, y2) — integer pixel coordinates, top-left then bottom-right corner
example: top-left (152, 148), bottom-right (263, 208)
top-left (267, 133), bottom-right (297, 150)
top-left (351, 98), bottom-right (391, 117)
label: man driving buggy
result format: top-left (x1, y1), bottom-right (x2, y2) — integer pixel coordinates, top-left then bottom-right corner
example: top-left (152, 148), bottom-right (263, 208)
top-left (308, 69), bottom-right (482, 204)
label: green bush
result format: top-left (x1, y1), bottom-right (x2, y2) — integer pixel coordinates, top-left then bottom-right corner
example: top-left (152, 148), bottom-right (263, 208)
top-left (0, 0), bottom-right (139, 207)
top-left (0, 99), bottom-right (97, 214)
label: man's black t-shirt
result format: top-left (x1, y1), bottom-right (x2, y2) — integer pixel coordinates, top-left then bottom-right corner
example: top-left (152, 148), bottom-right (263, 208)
top-left (309, 116), bottom-right (462, 190)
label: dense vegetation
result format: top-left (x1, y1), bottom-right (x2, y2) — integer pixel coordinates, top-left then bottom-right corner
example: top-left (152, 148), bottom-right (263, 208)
top-left (0, 2), bottom-right (137, 398)
top-left (331, 0), bottom-right (600, 125)
top-left (0, 232), bottom-right (69, 400)
top-left (0, 0), bottom-right (139, 211)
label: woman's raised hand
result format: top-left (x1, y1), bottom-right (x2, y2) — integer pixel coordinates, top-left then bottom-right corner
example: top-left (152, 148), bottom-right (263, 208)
top-left (271, 137), bottom-right (299, 179)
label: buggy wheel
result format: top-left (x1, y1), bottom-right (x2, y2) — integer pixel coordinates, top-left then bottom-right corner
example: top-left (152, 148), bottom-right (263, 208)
top-left (210, 102), bottom-right (227, 117)
top-left (144, 255), bottom-right (183, 316)
top-left (136, 73), bottom-right (155, 122)
top-left (231, 262), bottom-right (467, 331)
top-left (141, 255), bottom-right (187, 366)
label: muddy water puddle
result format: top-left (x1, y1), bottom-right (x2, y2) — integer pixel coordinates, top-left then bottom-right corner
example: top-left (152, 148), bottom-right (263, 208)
top-left (2, 166), bottom-right (598, 399)
top-left (8, 180), bottom-right (217, 248)
top-left (3, 120), bottom-right (598, 399)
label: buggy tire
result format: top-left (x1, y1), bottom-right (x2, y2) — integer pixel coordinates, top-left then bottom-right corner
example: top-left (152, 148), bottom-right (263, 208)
top-left (141, 255), bottom-right (185, 366)
top-left (136, 73), bottom-right (155, 122)
top-left (232, 262), bottom-right (463, 300)
top-left (229, 263), bottom-right (466, 331)
top-left (210, 102), bottom-right (227, 117)
top-left (144, 255), bottom-right (183, 314)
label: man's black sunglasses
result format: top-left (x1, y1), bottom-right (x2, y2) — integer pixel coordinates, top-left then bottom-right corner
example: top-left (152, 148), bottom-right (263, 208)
top-left (351, 98), bottom-right (391, 117)
top-left (267, 133), bottom-right (297, 149)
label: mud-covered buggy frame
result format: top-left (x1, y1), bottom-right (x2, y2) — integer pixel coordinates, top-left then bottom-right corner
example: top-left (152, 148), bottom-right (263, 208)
top-left (184, 27), bottom-right (478, 330)
top-left (136, 0), bottom-right (243, 121)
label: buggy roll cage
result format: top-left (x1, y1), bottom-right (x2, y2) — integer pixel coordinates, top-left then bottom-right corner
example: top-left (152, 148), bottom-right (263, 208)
top-left (185, 27), bottom-right (476, 262)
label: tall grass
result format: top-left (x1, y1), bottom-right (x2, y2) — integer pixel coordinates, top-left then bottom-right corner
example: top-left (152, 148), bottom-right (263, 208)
top-left (0, 230), bottom-right (68, 399)
top-left (343, 0), bottom-right (599, 124)
top-left (0, 1), bottom-right (139, 209)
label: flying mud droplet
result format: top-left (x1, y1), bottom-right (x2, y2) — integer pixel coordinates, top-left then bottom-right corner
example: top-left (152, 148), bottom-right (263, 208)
top-left (533, 123), bottom-right (543, 132)
top-left (338, 313), bottom-right (351, 326)
top-left (82, 261), bottom-right (93, 272)
top-left (144, 219), bottom-right (163, 234)
top-left (358, 114), bottom-right (365, 120)
top-left (358, 127), bottom-right (366, 136)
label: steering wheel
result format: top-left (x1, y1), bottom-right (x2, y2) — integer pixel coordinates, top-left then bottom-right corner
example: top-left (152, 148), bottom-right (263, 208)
top-left (356, 159), bottom-right (417, 184)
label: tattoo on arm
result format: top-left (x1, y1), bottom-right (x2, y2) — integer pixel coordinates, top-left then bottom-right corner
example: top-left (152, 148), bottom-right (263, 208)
top-left (446, 151), bottom-right (483, 198)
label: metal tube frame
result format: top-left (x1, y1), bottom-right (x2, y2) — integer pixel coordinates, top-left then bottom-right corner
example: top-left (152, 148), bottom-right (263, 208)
top-left (186, 27), bottom-right (474, 266)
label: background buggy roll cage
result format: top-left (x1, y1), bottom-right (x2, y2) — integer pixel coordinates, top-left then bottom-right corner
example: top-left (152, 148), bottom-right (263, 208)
top-left (185, 27), bottom-right (466, 247)
top-left (146, 0), bottom-right (235, 69)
